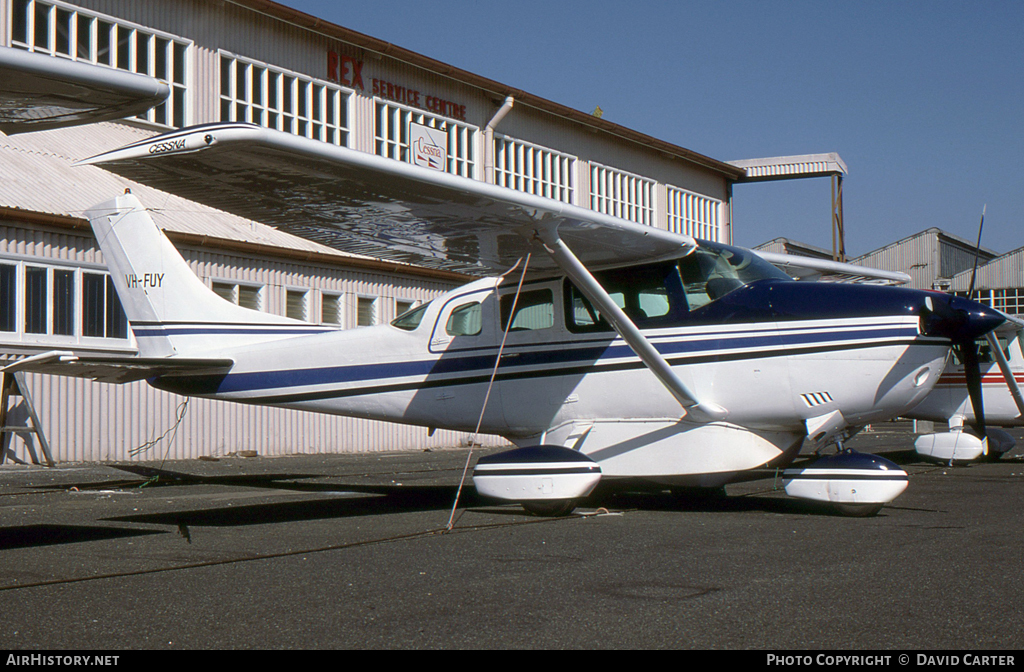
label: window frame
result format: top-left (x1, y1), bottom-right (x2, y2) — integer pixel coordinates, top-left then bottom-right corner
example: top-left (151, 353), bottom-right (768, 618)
top-left (219, 51), bottom-right (352, 147)
top-left (9, 0), bottom-right (192, 128)
top-left (374, 99), bottom-right (477, 178)
top-left (493, 134), bottom-right (577, 205)
top-left (0, 256), bottom-right (130, 346)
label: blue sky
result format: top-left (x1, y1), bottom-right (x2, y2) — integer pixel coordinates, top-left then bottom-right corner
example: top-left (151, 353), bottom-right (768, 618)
top-left (286, 1), bottom-right (1023, 257)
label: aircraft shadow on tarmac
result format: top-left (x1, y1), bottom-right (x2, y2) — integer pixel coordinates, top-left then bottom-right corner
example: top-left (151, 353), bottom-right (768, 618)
top-left (0, 524), bottom-right (162, 550)
top-left (83, 463), bottom-right (869, 529)
top-left (20, 456), bottom-right (923, 534)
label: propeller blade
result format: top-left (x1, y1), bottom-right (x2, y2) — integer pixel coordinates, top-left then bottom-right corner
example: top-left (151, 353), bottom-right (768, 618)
top-left (957, 338), bottom-right (987, 452)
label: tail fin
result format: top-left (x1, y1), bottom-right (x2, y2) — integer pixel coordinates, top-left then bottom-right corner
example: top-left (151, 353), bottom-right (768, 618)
top-left (87, 193), bottom-right (329, 357)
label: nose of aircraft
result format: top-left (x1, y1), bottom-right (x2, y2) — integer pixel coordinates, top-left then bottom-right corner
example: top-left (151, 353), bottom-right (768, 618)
top-left (920, 292), bottom-right (1005, 342)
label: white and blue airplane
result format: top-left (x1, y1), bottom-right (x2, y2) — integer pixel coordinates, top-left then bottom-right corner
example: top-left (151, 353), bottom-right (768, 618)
top-left (908, 317), bottom-right (1024, 462)
top-left (3, 122), bottom-right (1007, 517)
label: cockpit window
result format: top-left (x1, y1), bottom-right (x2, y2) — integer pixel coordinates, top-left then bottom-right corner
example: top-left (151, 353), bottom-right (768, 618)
top-left (565, 242), bottom-right (788, 332)
top-left (446, 302), bottom-right (482, 336)
top-left (678, 242), bottom-right (790, 310)
top-left (391, 302), bottom-right (430, 331)
top-left (566, 262), bottom-right (687, 332)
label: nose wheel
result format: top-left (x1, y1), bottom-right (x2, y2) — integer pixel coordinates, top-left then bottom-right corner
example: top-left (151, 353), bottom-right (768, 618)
top-left (521, 499), bottom-right (578, 517)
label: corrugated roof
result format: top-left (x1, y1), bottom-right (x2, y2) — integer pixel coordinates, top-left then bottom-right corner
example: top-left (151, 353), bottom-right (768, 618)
top-left (0, 122), bottom-right (348, 250)
top-left (949, 245), bottom-right (1024, 292)
top-left (0, 122), bottom-right (472, 281)
top-left (754, 237), bottom-right (833, 260)
top-left (728, 153), bottom-right (848, 182)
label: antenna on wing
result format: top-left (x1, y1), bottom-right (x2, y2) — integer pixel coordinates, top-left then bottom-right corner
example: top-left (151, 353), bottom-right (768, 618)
top-left (967, 205), bottom-right (986, 300)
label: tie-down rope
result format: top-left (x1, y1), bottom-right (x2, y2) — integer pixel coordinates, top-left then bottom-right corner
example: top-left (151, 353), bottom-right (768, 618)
top-left (445, 253), bottom-right (531, 531)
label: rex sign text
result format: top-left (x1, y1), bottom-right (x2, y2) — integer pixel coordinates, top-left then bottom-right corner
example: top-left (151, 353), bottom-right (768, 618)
top-left (327, 51), bottom-right (364, 89)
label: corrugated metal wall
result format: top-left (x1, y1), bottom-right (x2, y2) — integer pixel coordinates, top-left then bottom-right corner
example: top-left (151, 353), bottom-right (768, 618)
top-left (950, 247), bottom-right (1024, 292)
top-left (852, 229), bottom-right (991, 291)
top-left (10, 371), bottom-right (493, 463)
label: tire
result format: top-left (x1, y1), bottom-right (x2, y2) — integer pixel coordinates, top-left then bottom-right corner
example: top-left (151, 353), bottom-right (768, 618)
top-left (833, 502), bottom-right (884, 517)
top-left (521, 499), bottom-right (577, 517)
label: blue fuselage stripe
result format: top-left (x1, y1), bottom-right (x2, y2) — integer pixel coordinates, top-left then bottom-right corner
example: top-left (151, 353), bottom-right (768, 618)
top-left (208, 324), bottom-right (925, 395)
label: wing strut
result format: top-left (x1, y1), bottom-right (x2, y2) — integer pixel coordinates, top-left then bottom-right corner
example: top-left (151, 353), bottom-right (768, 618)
top-left (534, 226), bottom-right (727, 423)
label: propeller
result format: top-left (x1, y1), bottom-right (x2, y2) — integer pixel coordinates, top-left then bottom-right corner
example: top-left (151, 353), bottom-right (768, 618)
top-left (961, 206), bottom-right (988, 450)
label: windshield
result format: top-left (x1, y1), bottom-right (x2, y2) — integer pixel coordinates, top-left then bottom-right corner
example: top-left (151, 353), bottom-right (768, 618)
top-left (565, 242), bottom-right (788, 332)
top-left (391, 301), bottom-right (431, 331)
top-left (678, 241), bottom-right (790, 310)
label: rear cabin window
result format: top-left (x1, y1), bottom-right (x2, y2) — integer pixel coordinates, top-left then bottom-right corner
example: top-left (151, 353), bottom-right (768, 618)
top-left (500, 289), bottom-right (554, 331)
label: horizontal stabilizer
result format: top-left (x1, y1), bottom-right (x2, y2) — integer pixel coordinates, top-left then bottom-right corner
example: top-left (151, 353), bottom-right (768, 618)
top-left (2, 350), bottom-right (233, 384)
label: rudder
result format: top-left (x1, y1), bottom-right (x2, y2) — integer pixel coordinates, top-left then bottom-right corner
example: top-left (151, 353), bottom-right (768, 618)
top-left (86, 193), bottom-right (329, 357)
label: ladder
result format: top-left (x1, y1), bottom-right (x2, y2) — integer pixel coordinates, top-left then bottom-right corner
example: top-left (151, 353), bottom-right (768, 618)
top-left (0, 371), bottom-right (54, 467)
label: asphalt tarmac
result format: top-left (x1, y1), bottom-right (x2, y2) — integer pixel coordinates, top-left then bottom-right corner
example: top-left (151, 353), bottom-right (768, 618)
top-left (0, 422), bottom-right (1022, 650)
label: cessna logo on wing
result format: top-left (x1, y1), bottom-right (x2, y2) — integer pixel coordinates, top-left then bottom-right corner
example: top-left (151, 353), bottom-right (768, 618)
top-left (149, 139), bottom-right (187, 154)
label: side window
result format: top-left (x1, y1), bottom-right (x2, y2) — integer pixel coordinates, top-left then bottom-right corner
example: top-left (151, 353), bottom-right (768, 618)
top-left (446, 302), bottom-right (482, 337)
top-left (501, 289), bottom-right (554, 331)
top-left (564, 262), bottom-right (685, 332)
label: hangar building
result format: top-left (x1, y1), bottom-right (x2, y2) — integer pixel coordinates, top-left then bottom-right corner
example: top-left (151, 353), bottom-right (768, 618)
top-left (950, 248), bottom-right (1024, 317)
top-left (0, 0), bottom-right (753, 463)
top-left (850, 228), bottom-right (998, 292)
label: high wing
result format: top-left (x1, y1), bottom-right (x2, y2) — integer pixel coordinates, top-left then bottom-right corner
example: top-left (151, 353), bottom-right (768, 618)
top-left (78, 122), bottom-right (695, 276)
top-left (2, 350), bottom-right (233, 384)
top-left (78, 121), bottom-right (906, 285)
top-left (0, 47), bottom-right (169, 135)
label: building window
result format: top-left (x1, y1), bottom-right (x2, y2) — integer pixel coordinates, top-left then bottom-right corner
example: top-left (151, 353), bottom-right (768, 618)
top-left (219, 53), bottom-right (350, 146)
top-left (374, 100), bottom-right (476, 178)
top-left (590, 163), bottom-right (655, 226)
top-left (52, 269), bottom-right (75, 336)
top-left (493, 135), bottom-right (576, 204)
top-left (286, 289), bottom-right (307, 321)
top-left (667, 186), bottom-right (722, 242)
top-left (963, 288), bottom-right (1024, 317)
top-left (321, 292), bottom-right (342, 326)
top-left (24, 266), bottom-right (48, 334)
top-left (0, 261), bottom-right (126, 342)
top-left (357, 296), bottom-right (377, 327)
top-left (0, 265), bottom-right (15, 332)
top-left (395, 299), bottom-right (416, 319)
top-left (212, 281), bottom-right (262, 311)
top-left (82, 273), bottom-right (127, 339)
top-left (10, 0), bottom-right (191, 128)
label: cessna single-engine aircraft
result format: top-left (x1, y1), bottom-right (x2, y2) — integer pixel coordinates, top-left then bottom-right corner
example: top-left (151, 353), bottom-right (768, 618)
top-left (908, 316), bottom-right (1024, 462)
top-left (3, 122), bottom-right (1007, 517)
